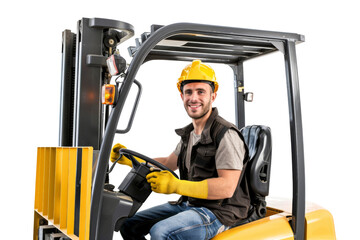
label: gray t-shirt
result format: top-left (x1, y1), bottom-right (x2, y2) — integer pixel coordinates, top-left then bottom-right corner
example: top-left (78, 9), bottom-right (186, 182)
top-left (174, 129), bottom-right (245, 171)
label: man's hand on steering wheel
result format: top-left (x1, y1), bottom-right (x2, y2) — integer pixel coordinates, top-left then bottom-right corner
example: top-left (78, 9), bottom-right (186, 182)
top-left (110, 144), bottom-right (178, 177)
top-left (110, 143), bottom-right (145, 167)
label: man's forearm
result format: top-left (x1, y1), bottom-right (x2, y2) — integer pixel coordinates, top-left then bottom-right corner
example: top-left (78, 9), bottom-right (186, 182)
top-left (206, 170), bottom-right (241, 200)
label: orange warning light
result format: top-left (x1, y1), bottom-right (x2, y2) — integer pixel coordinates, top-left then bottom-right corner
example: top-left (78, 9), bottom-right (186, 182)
top-left (102, 84), bottom-right (116, 105)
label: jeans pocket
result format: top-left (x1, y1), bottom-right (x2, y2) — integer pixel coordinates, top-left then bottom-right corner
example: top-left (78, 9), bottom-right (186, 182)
top-left (191, 207), bottom-right (227, 238)
top-left (192, 207), bottom-right (216, 224)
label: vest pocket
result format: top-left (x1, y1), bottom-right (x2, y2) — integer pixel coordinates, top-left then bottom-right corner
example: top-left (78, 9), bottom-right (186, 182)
top-left (191, 146), bottom-right (217, 179)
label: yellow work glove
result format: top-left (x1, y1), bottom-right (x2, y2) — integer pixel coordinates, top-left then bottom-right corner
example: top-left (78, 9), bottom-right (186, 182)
top-left (110, 143), bottom-right (144, 167)
top-left (146, 170), bottom-right (208, 199)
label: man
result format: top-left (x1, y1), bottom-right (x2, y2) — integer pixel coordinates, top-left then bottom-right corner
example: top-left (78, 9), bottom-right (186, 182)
top-left (111, 60), bottom-right (250, 240)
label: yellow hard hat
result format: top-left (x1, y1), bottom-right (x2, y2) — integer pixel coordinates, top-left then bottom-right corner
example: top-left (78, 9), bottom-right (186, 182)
top-left (177, 60), bottom-right (218, 93)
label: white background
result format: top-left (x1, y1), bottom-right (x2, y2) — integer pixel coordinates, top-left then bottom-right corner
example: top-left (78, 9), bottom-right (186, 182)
top-left (0, 0), bottom-right (359, 239)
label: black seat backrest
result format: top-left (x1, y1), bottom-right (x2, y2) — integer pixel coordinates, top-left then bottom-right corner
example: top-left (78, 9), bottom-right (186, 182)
top-left (240, 125), bottom-right (272, 222)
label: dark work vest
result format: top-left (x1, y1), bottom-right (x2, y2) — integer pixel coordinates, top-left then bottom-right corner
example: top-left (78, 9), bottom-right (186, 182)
top-left (175, 108), bottom-right (251, 226)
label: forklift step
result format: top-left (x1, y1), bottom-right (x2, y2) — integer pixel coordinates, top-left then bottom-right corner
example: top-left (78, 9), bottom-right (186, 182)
top-left (39, 225), bottom-right (58, 240)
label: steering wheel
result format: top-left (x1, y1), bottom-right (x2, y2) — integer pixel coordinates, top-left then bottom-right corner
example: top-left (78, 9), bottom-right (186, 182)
top-left (119, 148), bottom-right (179, 179)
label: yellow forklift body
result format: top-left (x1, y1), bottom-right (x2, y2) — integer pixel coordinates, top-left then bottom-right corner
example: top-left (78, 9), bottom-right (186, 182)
top-left (305, 208), bottom-right (336, 239)
top-left (213, 201), bottom-right (336, 240)
top-left (213, 214), bottom-right (294, 240)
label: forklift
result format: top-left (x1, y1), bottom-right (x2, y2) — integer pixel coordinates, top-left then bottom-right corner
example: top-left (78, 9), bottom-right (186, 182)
top-left (33, 17), bottom-right (336, 240)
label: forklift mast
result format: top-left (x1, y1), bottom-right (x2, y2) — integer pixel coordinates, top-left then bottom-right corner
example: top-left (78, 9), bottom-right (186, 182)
top-left (59, 18), bottom-right (134, 149)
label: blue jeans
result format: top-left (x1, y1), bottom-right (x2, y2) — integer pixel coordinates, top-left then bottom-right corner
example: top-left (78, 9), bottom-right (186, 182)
top-left (120, 201), bottom-right (229, 240)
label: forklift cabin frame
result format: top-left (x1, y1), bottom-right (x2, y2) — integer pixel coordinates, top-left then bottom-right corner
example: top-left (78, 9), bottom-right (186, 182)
top-left (59, 18), bottom-right (305, 240)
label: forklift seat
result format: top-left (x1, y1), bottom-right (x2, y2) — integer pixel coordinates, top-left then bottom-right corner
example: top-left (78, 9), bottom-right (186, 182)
top-left (237, 125), bottom-right (272, 225)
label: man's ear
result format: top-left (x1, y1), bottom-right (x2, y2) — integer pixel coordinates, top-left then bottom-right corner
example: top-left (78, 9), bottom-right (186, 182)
top-left (211, 92), bottom-right (217, 103)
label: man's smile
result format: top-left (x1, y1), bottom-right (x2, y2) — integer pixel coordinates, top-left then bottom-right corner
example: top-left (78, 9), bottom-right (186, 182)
top-left (188, 103), bottom-right (202, 110)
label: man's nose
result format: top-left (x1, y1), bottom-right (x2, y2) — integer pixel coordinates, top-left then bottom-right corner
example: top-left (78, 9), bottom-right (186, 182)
top-left (189, 93), bottom-right (199, 102)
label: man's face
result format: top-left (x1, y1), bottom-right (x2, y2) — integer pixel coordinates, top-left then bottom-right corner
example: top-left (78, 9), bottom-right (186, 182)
top-left (181, 82), bottom-right (216, 120)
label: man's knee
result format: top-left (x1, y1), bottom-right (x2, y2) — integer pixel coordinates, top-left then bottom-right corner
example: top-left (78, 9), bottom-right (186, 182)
top-left (119, 219), bottom-right (132, 238)
top-left (150, 221), bottom-right (174, 240)
top-left (120, 218), bottom-right (146, 240)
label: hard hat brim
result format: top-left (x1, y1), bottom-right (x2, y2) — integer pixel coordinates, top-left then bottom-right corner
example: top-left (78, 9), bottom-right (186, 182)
top-left (178, 80), bottom-right (217, 93)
